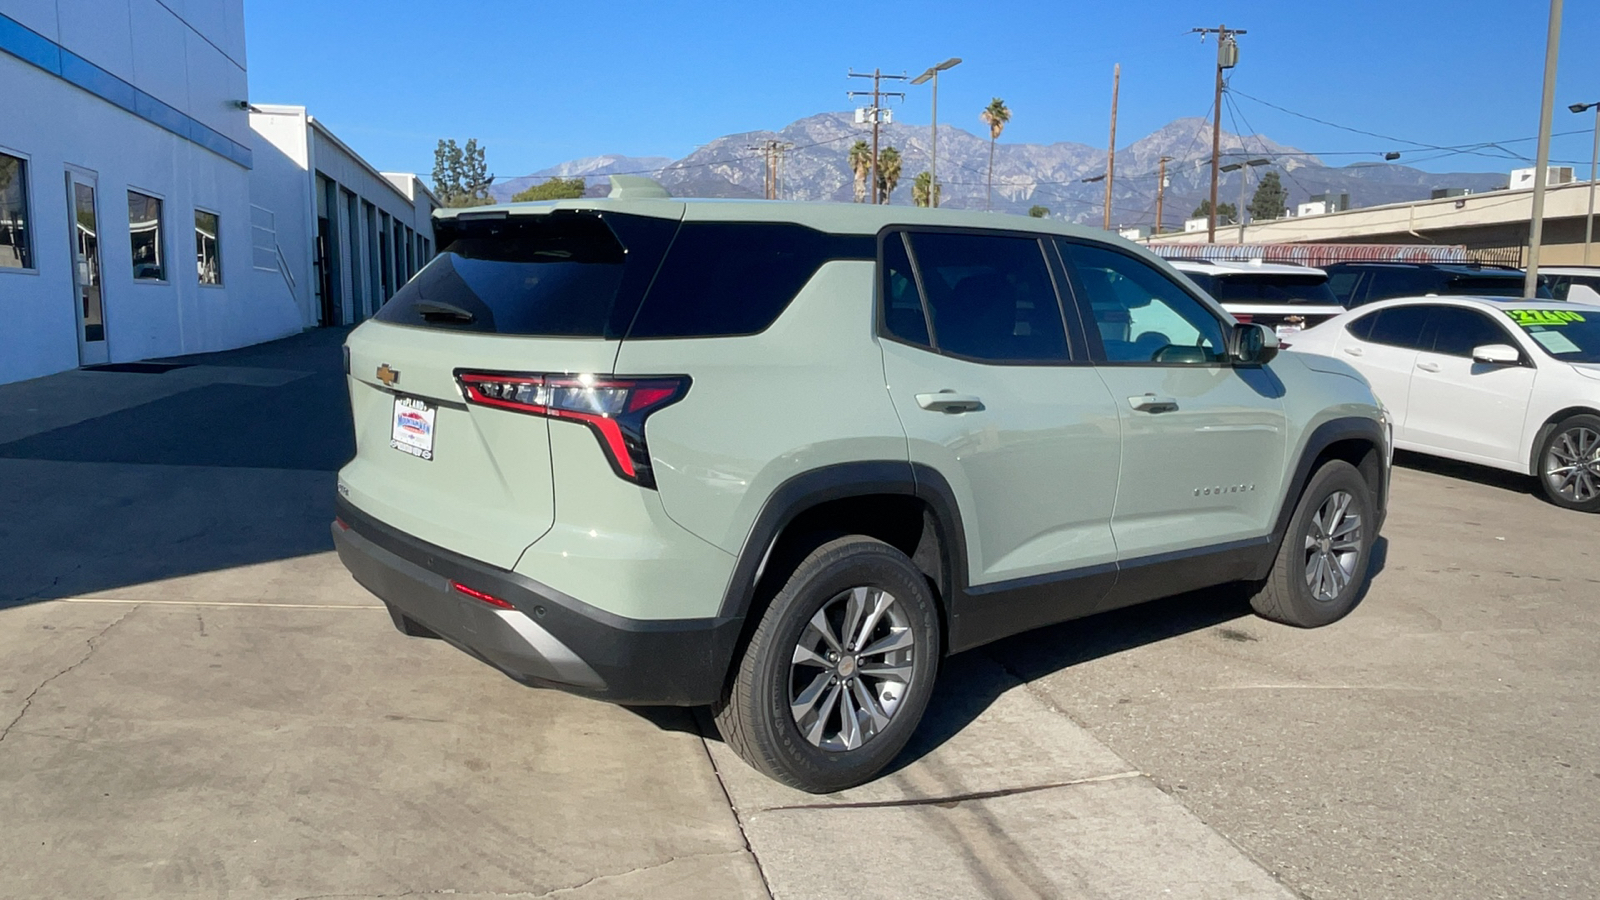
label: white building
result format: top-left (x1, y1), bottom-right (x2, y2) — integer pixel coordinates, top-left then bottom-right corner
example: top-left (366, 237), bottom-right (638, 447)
top-left (0, 0), bottom-right (290, 384)
top-left (248, 107), bottom-right (439, 330)
top-left (0, 3), bottom-right (436, 386)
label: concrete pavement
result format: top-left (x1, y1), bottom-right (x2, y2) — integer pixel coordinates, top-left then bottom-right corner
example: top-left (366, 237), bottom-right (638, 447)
top-left (2, 328), bottom-right (1595, 898)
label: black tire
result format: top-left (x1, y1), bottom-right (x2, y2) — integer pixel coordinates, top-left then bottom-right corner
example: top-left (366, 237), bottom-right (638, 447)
top-left (1251, 460), bottom-right (1376, 628)
top-left (1536, 414), bottom-right (1600, 513)
top-left (713, 536), bottom-right (941, 793)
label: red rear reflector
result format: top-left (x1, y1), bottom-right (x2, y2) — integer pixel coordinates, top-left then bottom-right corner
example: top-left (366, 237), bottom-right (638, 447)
top-left (334, 517), bottom-right (350, 531)
top-left (451, 581), bottom-right (515, 609)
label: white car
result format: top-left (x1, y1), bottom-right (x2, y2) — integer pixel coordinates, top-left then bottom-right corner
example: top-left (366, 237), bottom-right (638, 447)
top-left (1169, 259), bottom-right (1346, 339)
top-left (1538, 266), bottom-right (1600, 304)
top-left (1285, 295), bottom-right (1600, 511)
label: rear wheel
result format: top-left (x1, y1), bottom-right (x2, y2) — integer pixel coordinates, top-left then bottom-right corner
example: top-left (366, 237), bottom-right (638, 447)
top-left (1538, 414), bottom-right (1600, 513)
top-left (1251, 460), bottom-right (1375, 627)
top-left (713, 536), bottom-right (940, 793)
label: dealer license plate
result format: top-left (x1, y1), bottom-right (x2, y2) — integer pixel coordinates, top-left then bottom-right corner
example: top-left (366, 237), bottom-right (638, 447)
top-left (390, 396), bottom-right (436, 461)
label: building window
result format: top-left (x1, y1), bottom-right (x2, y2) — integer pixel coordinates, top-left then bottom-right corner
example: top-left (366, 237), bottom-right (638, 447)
top-left (195, 209), bottom-right (221, 285)
top-left (127, 190), bottom-right (165, 280)
top-left (0, 152), bottom-right (32, 270)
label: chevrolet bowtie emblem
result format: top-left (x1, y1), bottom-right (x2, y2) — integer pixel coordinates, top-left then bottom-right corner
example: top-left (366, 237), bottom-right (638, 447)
top-left (376, 364), bottom-right (400, 387)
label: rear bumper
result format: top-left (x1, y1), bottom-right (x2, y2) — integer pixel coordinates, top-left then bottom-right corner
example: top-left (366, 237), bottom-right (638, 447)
top-left (332, 497), bottom-right (742, 705)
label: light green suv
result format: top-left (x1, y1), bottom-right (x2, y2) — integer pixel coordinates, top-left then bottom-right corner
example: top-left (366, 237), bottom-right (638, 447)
top-left (333, 180), bottom-right (1390, 792)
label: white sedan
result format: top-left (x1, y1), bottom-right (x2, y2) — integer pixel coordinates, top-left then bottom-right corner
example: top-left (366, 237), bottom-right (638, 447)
top-left (1285, 296), bottom-right (1600, 512)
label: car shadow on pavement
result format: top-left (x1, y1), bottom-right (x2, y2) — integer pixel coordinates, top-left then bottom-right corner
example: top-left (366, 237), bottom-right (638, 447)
top-left (1394, 449), bottom-right (1542, 501)
top-left (691, 536), bottom-right (1390, 780)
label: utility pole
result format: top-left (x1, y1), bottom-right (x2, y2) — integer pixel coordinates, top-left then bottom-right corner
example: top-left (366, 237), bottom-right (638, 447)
top-left (1189, 24), bottom-right (1245, 242)
top-left (1155, 155), bottom-right (1172, 236)
top-left (746, 139), bottom-right (795, 200)
top-left (849, 68), bottom-right (907, 204)
top-left (1525, 0), bottom-right (1563, 297)
top-left (1103, 63), bottom-right (1120, 231)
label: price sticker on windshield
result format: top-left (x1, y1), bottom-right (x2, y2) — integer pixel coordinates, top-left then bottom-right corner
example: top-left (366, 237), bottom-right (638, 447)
top-left (1506, 309), bottom-right (1586, 326)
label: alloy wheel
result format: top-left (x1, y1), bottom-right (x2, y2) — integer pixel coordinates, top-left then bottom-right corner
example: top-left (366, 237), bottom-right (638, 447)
top-left (789, 586), bottom-right (916, 752)
top-left (1544, 426), bottom-right (1600, 505)
top-left (1303, 490), bottom-right (1363, 603)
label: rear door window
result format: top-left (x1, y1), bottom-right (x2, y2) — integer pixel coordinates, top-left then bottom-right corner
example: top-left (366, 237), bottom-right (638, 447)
top-left (627, 223), bottom-right (873, 338)
top-left (1363, 305), bottom-right (1433, 349)
top-left (905, 231), bottom-right (1070, 362)
top-left (374, 211), bottom-right (673, 337)
top-left (880, 232), bottom-right (931, 347)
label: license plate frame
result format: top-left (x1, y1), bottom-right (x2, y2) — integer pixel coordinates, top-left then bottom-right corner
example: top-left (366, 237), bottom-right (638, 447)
top-left (390, 395), bottom-right (437, 461)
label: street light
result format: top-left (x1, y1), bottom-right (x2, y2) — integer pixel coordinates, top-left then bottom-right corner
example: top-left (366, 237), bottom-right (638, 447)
top-left (911, 57), bottom-right (961, 207)
top-left (1220, 158), bottom-right (1270, 243)
top-left (1571, 100), bottom-right (1599, 264)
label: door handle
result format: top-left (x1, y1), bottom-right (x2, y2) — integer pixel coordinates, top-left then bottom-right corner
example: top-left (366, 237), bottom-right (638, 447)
top-left (916, 391), bottom-right (984, 413)
top-left (1416, 360), bottom-right (1441, 373)
top-left (1128, 393), bottom-right (1179, 413)
top-left (1342, 346), bottom-right (1364, 357)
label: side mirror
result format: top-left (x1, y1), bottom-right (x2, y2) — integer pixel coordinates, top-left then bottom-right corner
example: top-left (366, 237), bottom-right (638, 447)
top-left (1471, 343), bottom-right (1521, 366)
top-left (1232, 322), bottom-right (1280, 366)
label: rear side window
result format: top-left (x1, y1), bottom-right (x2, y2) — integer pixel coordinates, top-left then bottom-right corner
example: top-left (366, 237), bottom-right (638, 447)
top-left (1327, 269), bottom-right (1364, 306)
top-left (627, 223), bottom-right (874, 338)
top-left (1363, 305), bottom-right (1433, 349)
top-left (375, 211), bottom-right (672, 337)
top-left (907, 231), bottom-right (1069, 362)
top-left (1448, 274), bottom-right (1551, 299)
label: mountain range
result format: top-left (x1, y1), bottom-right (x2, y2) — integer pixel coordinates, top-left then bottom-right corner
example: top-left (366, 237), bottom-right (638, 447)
top-left (488, 113), bottom-right (1512, 228)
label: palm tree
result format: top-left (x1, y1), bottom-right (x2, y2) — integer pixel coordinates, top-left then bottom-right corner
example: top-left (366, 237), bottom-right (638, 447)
top-left (848, 140), bottom-right (872, 203)
top-left (912, 170), bottom-right (934, 208)
top-left (980, 97), bottom-right (1011, 211)
top-left (877, 146), bottom-right (903, 204)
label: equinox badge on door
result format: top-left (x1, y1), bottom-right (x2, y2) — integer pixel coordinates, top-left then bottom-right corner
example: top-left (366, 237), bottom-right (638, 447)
top-left (376, 364), bottom-right (400, 387)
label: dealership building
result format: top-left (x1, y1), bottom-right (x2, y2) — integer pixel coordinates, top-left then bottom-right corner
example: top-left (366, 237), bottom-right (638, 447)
top-left (0, 1), bottom-right (435, 386)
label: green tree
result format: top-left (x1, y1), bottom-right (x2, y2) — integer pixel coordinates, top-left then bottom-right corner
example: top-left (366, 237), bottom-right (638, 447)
top-left (432, 138), bottom-right (496, 207)
top-left (980, 97), bottom-right (1011, 211)
top-left (1248, 170), bottom-right (1287, 222)
top-left (848, 140), bottom-right (872, 204)
top-left (1028, 205), bottom-right (1050, 218)
top-left (512, 177), bottom-right (586, 202)
top-left (1191, 198), bottom-right (1238, 225)
top-left (911, 170), bottom-right (940, 208)
top-left (876, 146), bottom-right (903, 204)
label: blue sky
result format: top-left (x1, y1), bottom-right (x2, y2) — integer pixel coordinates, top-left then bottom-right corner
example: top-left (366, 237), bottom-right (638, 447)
top-left (244, 0), bottom-right (1600, 181)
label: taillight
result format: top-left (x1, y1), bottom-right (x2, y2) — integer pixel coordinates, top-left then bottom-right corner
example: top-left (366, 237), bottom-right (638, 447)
top-left (1233, 313), bottom-right (1254, 324)
top-left (454, 370), bottom-right (690, 488)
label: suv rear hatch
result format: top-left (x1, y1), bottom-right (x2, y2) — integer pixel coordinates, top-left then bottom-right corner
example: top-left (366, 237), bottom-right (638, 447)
top-left (340, 204), bottom-right (683, 568)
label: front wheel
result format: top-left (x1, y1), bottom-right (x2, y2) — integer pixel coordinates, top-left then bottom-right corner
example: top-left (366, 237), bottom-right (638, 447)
top-left (1251, 460), bottom-right (1376, 627)
top-left (1538, 414), bottom-right (1600, 513)
top-left (713, 536), bottom-right (941, 793)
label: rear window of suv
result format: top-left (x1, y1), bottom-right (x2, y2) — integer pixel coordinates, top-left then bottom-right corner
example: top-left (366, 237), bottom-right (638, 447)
top-left (377, 214), bottom-right (873, 339)
top-left (1188, 272), bottom-right (1339, 306)
top-left (375, 211), bottom-right (674, 338)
